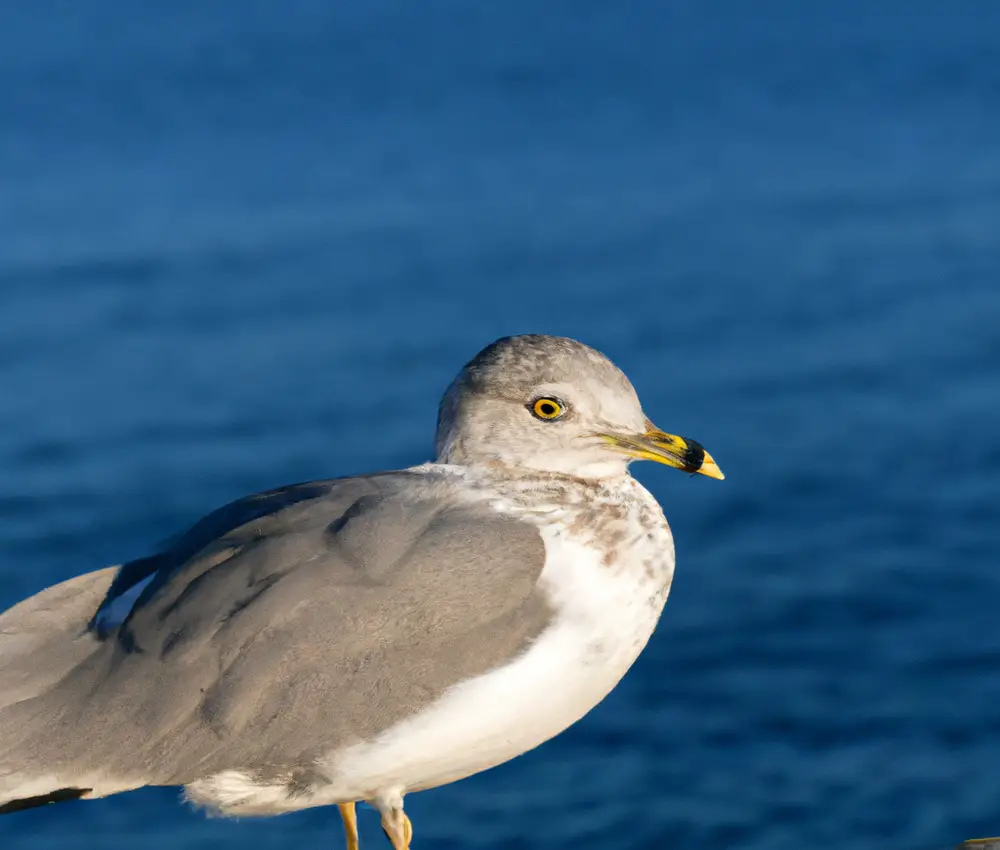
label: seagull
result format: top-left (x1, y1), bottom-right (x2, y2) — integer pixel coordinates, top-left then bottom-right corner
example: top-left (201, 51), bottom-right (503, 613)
top-left (0, 334), bottom-right (723, 848)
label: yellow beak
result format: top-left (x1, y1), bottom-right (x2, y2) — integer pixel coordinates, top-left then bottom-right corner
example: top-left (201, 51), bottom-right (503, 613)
top-left (598, 425), bottom-right (724, 480)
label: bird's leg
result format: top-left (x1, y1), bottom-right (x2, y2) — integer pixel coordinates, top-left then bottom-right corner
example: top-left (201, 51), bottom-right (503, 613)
top-left (379, 809), bottom-right (413, 850)
top-left (374, 791), bottom-right (412, 850)
top-left (338, 802), bottom-right (360, 850)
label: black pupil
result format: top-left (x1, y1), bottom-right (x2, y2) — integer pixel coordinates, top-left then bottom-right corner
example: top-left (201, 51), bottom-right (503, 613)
top-left (540, 402), bottom-right (557, 416)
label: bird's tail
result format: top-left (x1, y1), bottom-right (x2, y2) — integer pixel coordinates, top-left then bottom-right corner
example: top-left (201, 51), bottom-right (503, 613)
top-left (0, 567), bottom-right (119, 814)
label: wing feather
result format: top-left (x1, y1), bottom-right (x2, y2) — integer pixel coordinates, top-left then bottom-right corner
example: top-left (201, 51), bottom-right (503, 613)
top-left (0, 472), bottom-right (550, 789)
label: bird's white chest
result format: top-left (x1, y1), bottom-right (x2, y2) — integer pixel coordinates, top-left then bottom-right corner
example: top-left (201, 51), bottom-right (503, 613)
top-left (320, 496), bottom-right (675, 802)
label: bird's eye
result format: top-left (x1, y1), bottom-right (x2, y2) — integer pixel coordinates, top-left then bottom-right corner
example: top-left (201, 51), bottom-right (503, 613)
top-left (530, 397), bottom-right (565, 420)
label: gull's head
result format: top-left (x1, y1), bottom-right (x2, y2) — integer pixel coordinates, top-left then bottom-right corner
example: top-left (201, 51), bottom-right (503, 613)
top-left (435, 334), bottom-right (723, 481)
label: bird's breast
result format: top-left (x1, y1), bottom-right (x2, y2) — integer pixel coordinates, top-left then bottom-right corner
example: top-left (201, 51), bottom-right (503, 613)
top-left (317, 491), bottom-right (675, 801)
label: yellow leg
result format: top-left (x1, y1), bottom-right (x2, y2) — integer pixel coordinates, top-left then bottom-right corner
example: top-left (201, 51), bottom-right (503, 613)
top-left (339, 802), bottom-right (360, 850)
top-left (379, 808), bottom-right (413, 850)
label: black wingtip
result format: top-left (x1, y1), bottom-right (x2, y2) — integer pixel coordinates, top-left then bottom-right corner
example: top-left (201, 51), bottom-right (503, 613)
top-left (0, 787), bottom-right (91, 815)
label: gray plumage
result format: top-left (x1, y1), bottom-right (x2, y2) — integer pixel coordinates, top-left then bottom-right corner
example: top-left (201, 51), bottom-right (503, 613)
top-left (1, 472), bottom-right (547, 792)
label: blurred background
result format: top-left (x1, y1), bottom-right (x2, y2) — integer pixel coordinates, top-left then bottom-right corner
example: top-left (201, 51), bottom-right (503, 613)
top-left (1, 1), bottom-right (999, 849)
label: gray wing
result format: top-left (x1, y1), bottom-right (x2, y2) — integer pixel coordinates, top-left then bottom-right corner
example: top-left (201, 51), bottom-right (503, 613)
top-left (1, 482), bottom-right (338, 709)
top-left (0, 567), bottom-right (118, 709)
top-left (90, 479), bottom-right (343, 636)
top-left (0, 472), bottom-right (549, 790)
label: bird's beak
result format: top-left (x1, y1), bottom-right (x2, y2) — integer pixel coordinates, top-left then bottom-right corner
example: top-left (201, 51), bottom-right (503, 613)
top-left (598, 422), bottom-right (724, 480)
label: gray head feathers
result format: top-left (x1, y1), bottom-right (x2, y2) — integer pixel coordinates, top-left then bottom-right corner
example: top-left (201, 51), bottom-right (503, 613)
top-left (435, 335), bottom-right (647, 478)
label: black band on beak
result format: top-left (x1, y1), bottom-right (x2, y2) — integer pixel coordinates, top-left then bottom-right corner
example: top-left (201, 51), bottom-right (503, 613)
top-left (681, 439), bottom-right (706, 474)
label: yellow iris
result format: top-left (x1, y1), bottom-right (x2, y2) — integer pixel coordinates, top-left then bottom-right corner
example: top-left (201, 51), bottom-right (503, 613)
top-left (531, 398), bottom-right (564, 420)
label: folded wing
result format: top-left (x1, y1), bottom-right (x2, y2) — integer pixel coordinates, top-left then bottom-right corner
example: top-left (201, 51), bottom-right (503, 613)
top-left (0, 472), bottom-right (549, 803)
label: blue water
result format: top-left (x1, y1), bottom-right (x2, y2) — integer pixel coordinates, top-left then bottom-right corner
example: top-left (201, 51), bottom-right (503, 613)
top-left (2, 2), bottom-right (999, 848)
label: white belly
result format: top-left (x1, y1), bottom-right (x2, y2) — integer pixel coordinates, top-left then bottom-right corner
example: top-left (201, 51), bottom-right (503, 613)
top-left (317, 520), bottom-right (674, 803)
